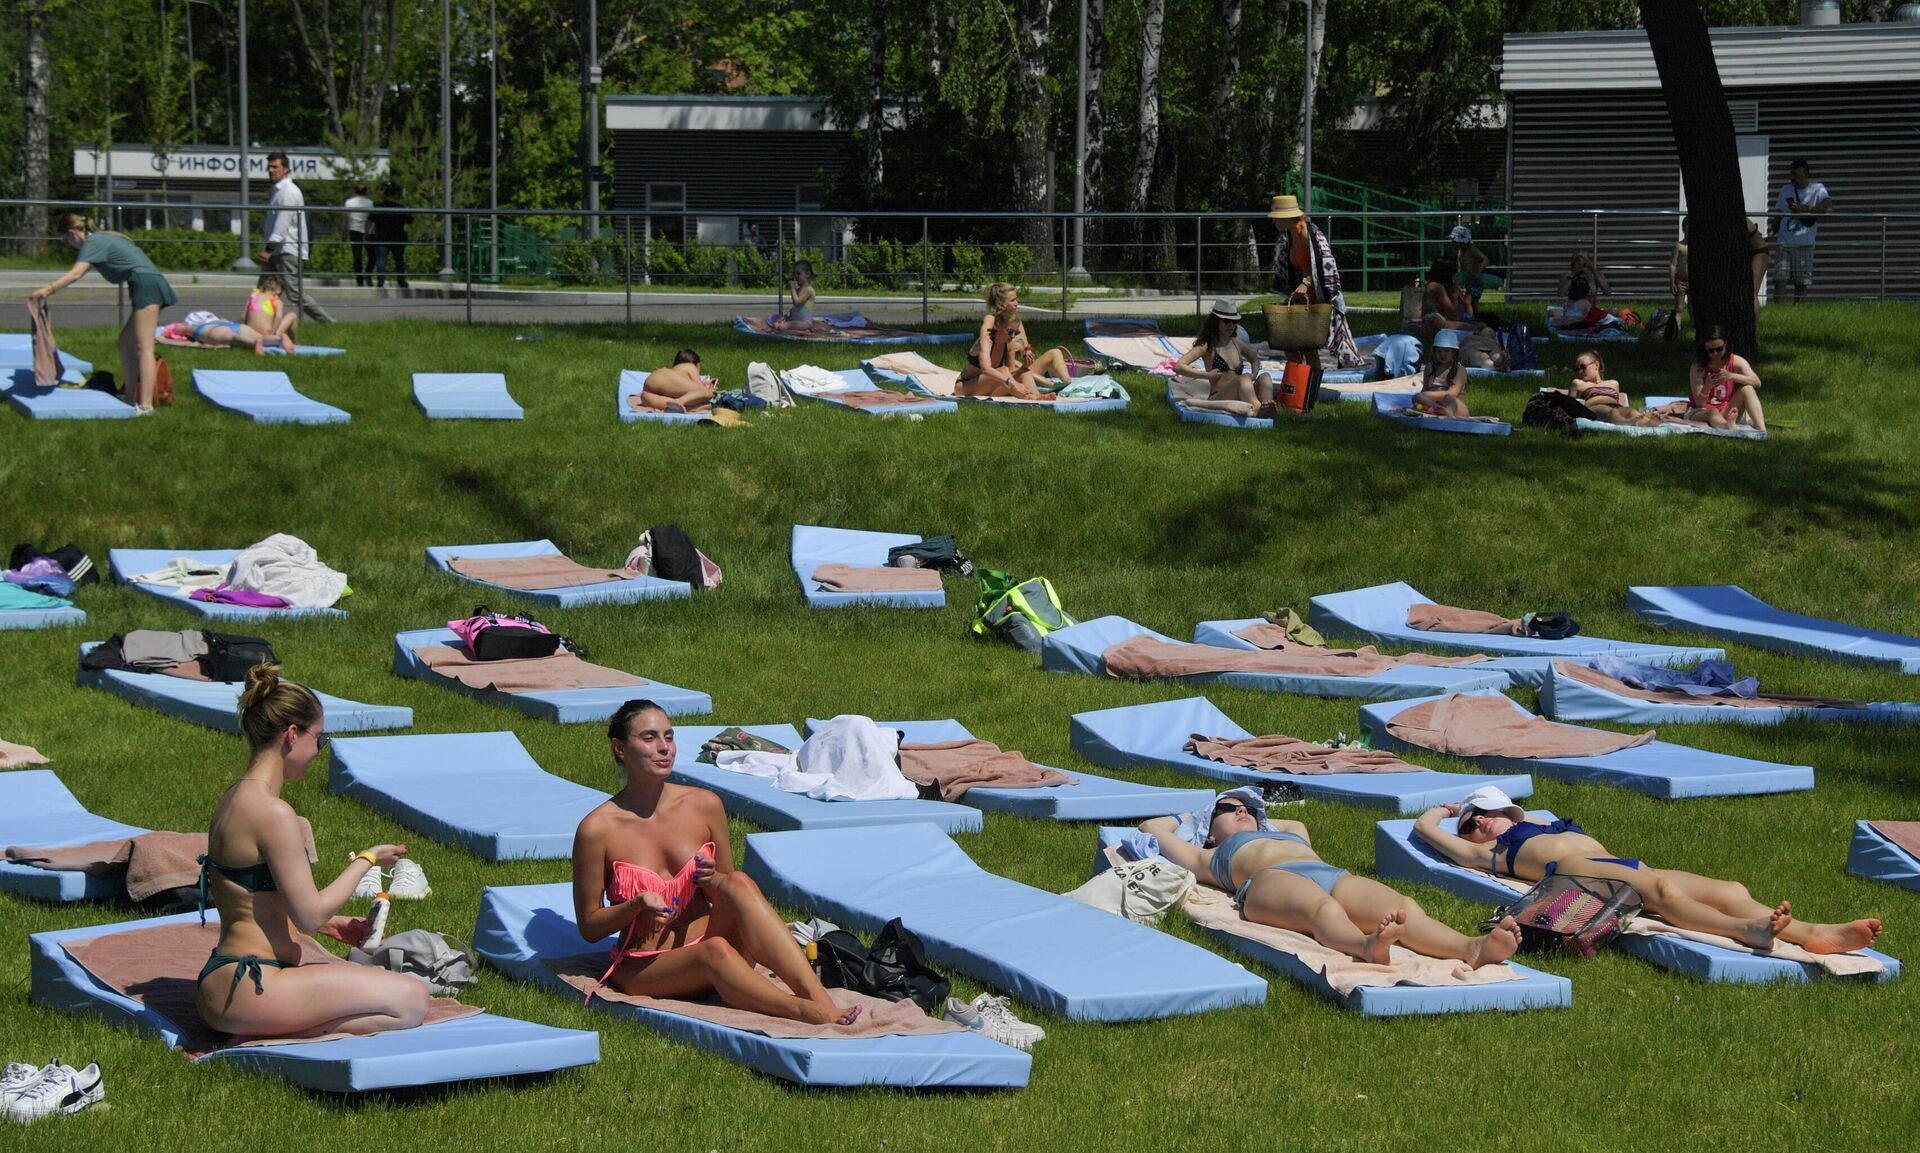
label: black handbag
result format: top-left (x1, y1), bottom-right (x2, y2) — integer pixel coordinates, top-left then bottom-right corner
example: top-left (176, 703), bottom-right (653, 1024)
top-left (811, 920), bottom-right (950, 1015)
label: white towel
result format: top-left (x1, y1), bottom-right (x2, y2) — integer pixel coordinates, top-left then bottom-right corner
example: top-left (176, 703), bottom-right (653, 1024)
top-left (780, 365), bottom-right (852, 395)
top-left (225, 533), bottom-right (348, 609)
top-left (716, 715), bottom-right (917, 802)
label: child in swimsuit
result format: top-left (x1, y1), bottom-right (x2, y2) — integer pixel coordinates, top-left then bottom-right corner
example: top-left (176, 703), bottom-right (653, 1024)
top-left (1173, 299), bottom-right (1273, 415)
top-left (1413, 329), bottom-right (1471, 417)
top-left (163, 310), bottom-right (294, 355)
top-left (777, 260), bottom-right (819, 332)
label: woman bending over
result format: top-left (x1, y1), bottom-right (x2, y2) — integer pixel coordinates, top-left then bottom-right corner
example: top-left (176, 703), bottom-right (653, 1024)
top-left (639, 349), bottom-right (717, 413)
top-left (30, 214), bottom-right (178, 414)
top-left (196, 665), bottom-right (427, 1039)
top-left (571, 700), bottom-right (860, 1025)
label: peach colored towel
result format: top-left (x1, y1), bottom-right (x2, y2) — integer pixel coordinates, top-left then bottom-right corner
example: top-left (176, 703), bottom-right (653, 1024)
top-left (1406, 604), bottom-right (1525, 635)
top-left (810, 564), bottom-right (942, 593)
top-left (1869, 821), bottom-right (1920, 860)
top-left (1104, 634), bottom-right (1435, 680)
top-left (1385, 693), bottom-right (1654, 759)
top-left (898, 739), bottom-right (1073, 800)
top-left (0, 739), bottom-right (49, 767)
top-left (1232, 623), bottom-right (1491, 667)
top-left (6, 832), bottom-right (207, 902)
top-left (866, 352), bottom-right (962, 396)
top-left (830, 389), bottom-right (934, 410)
top-left (1184, 734), bottom-right (1423, 775)
top-left (415, 645), bottom-right (647, 692)
top-left (450, 554), bottom-right (637, 590)
top-left (1554, 661), bottom-right (1865, 711)
top-left (61, 920), bottom-right (481, 1058)
top-left (546, 954), bottom-right (962, 1038)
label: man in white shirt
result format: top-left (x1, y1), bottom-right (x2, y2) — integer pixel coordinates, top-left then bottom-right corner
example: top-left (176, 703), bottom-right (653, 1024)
top-left (1774, 158), bottom-right (1831, 303)
top-left (256, 151), bottom-right (335, 323)
top-left (344, 184), bottom-right (374, 288)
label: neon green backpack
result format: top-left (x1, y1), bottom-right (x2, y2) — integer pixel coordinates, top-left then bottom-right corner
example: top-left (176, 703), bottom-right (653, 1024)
top-left (971, 570), bottom-right (1078, 651)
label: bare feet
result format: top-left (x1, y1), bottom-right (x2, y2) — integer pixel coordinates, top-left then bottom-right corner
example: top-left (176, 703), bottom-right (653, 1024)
top-left (1738, 900), bottom-right (1792, 949)
top-left (1360, 910), bottom-right (1409, 964)
top-left (837, 1004), bottom-right (862, 1027)
top-left (1802, 919), bottom-right (1883, 955)
top-left (797, 995), bottom-right (863, 1027)
top-left (1469, 916), bottom-right (1522, 968)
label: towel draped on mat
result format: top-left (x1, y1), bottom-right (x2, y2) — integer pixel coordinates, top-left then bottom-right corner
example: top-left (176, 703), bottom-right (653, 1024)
top-left (1231, 624), bottom-right (1492, 666)
top-left (1184, 735), bottom-right (1423, 775)
top-left (415, 645), bottom-right (648, 692)
top-left (449, 555), bottom-right (638, 591)
top-left (1385, 693), bottom-right (1656, 758)
top-left (6, 832), bottom-right (207, 902)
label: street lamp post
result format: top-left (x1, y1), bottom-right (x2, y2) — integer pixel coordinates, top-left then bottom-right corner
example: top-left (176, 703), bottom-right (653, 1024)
top-left (231, 0), bottom-right (256, 272)
top-left (439, 0), bottom-right (455, 280)
top-left (489, 0), bottom-right (498, 281)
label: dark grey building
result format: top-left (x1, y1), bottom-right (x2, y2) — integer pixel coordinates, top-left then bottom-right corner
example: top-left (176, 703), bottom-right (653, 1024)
top-left (1501, 20), bottom-right (1920, 300)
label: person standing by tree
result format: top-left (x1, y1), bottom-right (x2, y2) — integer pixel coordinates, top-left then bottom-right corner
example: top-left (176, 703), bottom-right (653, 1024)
top-left (372, 183), bottom-right (412, 291)
top-left (258, 152), bottom-right (335, 327)
top-left (1774, 159), bottom-right (1830, 303)
top-left (344, 184), bottom-right (374, 288)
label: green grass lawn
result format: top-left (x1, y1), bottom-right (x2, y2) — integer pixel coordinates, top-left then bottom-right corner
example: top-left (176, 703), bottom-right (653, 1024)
top-left (2, 304), bottom-right (1917, 1149)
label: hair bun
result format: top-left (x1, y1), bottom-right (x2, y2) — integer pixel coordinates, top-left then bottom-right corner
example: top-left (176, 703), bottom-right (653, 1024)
top-left (237, 661), bottom-right (282, 709)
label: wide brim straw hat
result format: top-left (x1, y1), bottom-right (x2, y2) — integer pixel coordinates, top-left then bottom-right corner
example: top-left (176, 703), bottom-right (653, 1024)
top-left (1267, 195), bottom-right (1305, 221)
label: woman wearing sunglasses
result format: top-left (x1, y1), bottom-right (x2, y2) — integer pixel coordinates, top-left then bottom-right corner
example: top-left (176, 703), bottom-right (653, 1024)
top-left (1415, 787), bottom-right (1880, 954)
top-left (195, 663), bottom-right (426, 1039)
top-left (1138, 790), bottom-right (1521, 967)
top-left (1686, 325), bottom-right (1767, 433)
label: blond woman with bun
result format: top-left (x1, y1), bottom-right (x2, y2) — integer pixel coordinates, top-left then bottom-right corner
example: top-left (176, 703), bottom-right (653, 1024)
top-left (29, 213), bottom-right (178, 414)
top-left (958, 282), bottom-right (1073, 399)
top-left (194, 663), bottom-right (429, 1039)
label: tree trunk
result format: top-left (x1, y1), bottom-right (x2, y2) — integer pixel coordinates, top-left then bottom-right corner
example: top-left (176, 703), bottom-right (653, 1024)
top-left (1642, 0), bottom-right (1757, 359)
top-left (1083, 0), bottom-right (1106, 254)
top-left (1013, 0), bottom-right (1055, 253)
top-left (1291, 0), bottom-right (1327, 178)
top-left (1128, 0), bottom-right (1167, 264)
top-left (865, 4), bottom-right (887, 206)
top-left (1212, 0), bottom-right (1244, 272)
top-left (20, 0), bottom-right (51, 254)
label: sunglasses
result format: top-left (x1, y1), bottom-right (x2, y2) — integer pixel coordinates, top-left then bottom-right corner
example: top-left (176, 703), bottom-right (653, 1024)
top-left (304, 726), bottom-right (331, 754)
top-left (1704, 344), bottom-right (1728, 355)
top-left (1212, 801), bottom-right (1252, 818)
top-left (1457, 810), bottom-right (1481, 834)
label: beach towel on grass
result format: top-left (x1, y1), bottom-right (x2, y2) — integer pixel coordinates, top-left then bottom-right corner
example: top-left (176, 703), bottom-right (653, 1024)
top-left (1384, 693), bottom-right (1654, 759)
top-left (414, 645), bottom-right (647, 693)
top-left (6, 832), bottom-right (206, 902)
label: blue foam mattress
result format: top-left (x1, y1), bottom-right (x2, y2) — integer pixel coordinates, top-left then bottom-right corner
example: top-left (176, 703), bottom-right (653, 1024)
top-left (425, 539), bottom-right (689, 607)
top-left (192, 369), bottom-right (349, 424)
top-left (0, 588), bottom-right (86, 631)
top-left (791, 524), bottom-right (945, 609)
top-left (5, 382), bottom-right (137, 419)
top-left (413, 372), bottom-right (523, 420)
top-left (1193, 616), bottom-right (1547, 687)
top-left (110, 547), bottom-right (349, 622)
top-left (392, 627), bottom-right (712, 723)
top-left (1628, 585), bottom-right (1920, 675)
top-left (1166, 382), bottom-right (1273, 430)
top-left (78, 641), bottom-right (412, 733)
top-left (787, 368), bottom-right (956, 416)
top-left (1541, 661), bottom-right (1920, 727)
top-left (864, 359), bottom-right (1130, 414)
top-left (0, 771), bottom-right (150, 901)
top-left (1848, 822), bottom-right (1920, 894)
top-left (1371, 391), bottom-right (1511, 436)
top-left (617, 370), bottom-right (707, 424)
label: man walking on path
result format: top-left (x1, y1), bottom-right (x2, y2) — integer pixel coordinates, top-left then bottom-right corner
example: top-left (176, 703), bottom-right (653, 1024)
top-left (257, 152), bottom-right (335, 324)
top-left (345, 184), bottom-right (374, 288)
top-left (1774, 159), bottom-right (1830, 304)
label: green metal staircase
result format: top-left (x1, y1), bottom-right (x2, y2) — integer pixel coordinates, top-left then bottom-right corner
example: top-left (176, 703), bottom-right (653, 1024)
top-left (1283, 172), bottom-right (1505, 292)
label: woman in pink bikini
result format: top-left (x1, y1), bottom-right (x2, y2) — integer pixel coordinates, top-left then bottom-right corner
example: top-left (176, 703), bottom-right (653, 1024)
top-left (570, 699), bottom-right (859, 1024)
top-left (1686, 325), bottom-right (1766, 433)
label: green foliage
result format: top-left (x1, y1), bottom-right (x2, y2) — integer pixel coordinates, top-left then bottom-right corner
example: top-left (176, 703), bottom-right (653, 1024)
top-left (950, 240), bottom-right (989, 291)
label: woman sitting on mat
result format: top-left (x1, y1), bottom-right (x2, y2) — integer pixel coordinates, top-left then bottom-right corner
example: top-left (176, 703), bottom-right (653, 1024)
top-left (1566, 351), bottom-right (1654, 425)
top-left (1139, 789), bottom-right (1520, 968)
top-left (571, 700), bottom-right (861, 1025)
top-left (638, 348), bottom-right (717, 413)
top-left (242, 276), bottom-right (299, 345)
top-left (775, 260), bottom-right (820, 332)
top-left (196, 664), bottom-right (428, 1039)
top-left (1686, 325), bottom-right (1767, 433)
top-left (1412, 328), bottom-right (1472, 418)
top-left (958, 282), bottom-right (1073, 399)
top-left (1174, 299), bottom-right (1274, 415)
top-left (1557, 248), bottom-right (1613, 326)
top-left (1415, 787), bottom-right (1880, 954)
top-left (163, 310), bottom-right (296, 355)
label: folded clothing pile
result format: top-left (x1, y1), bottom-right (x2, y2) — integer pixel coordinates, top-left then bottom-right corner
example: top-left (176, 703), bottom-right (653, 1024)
top-left (79, 629), bottom-right (278, 682)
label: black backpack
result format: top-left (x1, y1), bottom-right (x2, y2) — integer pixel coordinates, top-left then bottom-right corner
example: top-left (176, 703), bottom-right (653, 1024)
top-left (1522, 390), bottom-right (1595, 435)
top-left (648, 524), bottom-right (704, 586)
top-left (812, 919), bottom-right (950, 1015)
top-left (201, 632), bottom-right (280, 682)
top-left (1524, 611), bottom-right (1581, 641)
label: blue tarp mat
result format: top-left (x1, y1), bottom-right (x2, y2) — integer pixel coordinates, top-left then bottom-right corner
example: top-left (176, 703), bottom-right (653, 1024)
top-left (1358, 691), bottom-right (1815, 799)
top-left (743, 823), bottom-right (1267, 1021)
top-left (1166, 382), bottom-right (1272, 430)
top-left (802, 717), bottom-right (1215, 821)
top-left (330, 731), bottom-right (606, 860)
top-left (0, 772), bottom-right (149, 902)
top-left (734, 314), bottom-right (973, 345)
top-left (1067, 696), bottom-right (1532, 814)
top-left (1193, 616), bottom-right (1544, 687)
top-left (669, 723), bottom-right (982, 834)
top-left (1307, 582), bottom-right (1725, 675)
top-left (0, 588), bottom-right (85, 631)
top-left (1087, 827), bottom-right (1571, 1017)
top-left (473, 882), bottom-right (1027, 1087)
top-left (425, 539), bottom-right (689, 607)
top-left (31, 910), bottom-right (599, 1093)
top-left (77, 641), bottom-right (412, 734)
top-left (110, 547), bottom-right (349, 622)
top-left (785, 367), bottom-right (956, 416)
top-left (1541, 660), bottom-right (1920, 727)
top-left (413, 372), bottom-right (523, 419)
top-left (863, 359), bottom-right (1130, 415)
top-left (0, 340), bottom-right (91, 384)
top-left (392, 627), bottom-right (711, 723)
top-left (1371, 391), bottom-right (1511, 436)
top-left (616, 370), bottom-right (707, 424)
top-left (5, 382), bottom-right (138, 419)
top-left (1042, 615), bottom-right (1512, 699)
top-left (1628, 585), bottom-right (1920, 675)
top-left (1849, 822), bottom-right (1920, 893)
top-left (1372, 813), bottom-right (1901, 985)
top-left (791, 524), bottom-right (945, 609)
top-left (192, 369), bottom-right (349, 424)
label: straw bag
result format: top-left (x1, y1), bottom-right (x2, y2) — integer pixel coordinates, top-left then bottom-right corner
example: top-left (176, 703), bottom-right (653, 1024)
top-left (1493, 872), bottom-right (1641, 958)
top-left (1262, 303), bottom-right (1331, 349)
top-left (1067, 856), bottom-right (1195, 925)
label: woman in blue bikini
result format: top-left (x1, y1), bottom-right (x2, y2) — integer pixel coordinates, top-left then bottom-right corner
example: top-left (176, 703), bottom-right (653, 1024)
top-left (1140, 790), bottom-right (1519, 967)
top-left (195, 665), bottom-right (426, 1038)
top-left (1415, 787), bottom-right (1882, 954)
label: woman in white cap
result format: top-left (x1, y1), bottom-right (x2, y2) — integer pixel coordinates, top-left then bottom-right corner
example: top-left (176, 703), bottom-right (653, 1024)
top-left (1412, 328), bottom-right (1473, 417)
top-left (1139, 788), bottom-right (1520, 967)
top-left (1450, 224), bottom-right (1491, 310)
top-left (1415, 787), bottom-right (1882, 955)
top-left (1268, 194), bottom-right (1363, 368)
top-left (1173, 299), bottom-right (1274, 415)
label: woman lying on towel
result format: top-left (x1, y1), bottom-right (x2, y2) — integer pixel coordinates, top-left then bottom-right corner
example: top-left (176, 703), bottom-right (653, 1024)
top-left (1685, 326), bottom-right (1767, 433)
top-left (1139, 790), bottom-right (1520, 967)
top-left (162, 311), bottom-right (296, 355)
top-left (1415, 787), bottom-right (1881, 954)
top-left (1412, 328), bottom-right (1473, 418)
top-left (1173, 299), bottom-right (1274, 416)
top-left (1565, 351), bottom-right (1656, 426)
top-left (638, 348), bottom-right (717, 413)
top-left (958, 283), bottom-right (1073, 399)
top-left (571, 700), bottom-right (861, 1025)
top-left (196, 665), bottom-right (428, 1039)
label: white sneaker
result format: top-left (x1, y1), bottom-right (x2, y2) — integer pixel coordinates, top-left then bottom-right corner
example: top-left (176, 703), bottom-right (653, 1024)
top-left (387, 859), bottom-right (431, 900)
top-left (0, 1061), bottom-right (48, 1104)
top-left (945, 994), bottom-right (1043, 1050)
top-left (352, 865), bottom-right (384, 900)
top-left (5, 1061), bottom-right (103, 1124)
